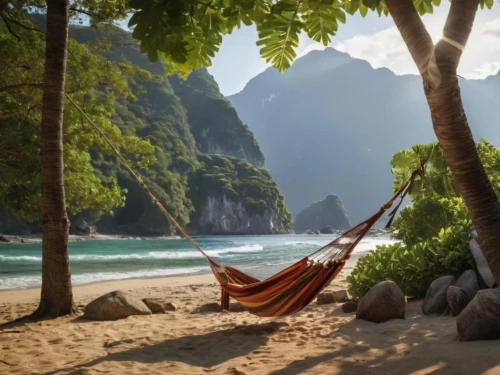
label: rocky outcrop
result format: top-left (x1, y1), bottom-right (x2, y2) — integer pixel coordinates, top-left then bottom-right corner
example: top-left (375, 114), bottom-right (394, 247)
top-left (191, 154), bottom-right (293, 234)
top-left (82, 290), bottom-right (152, 321)
top-left (197, 194), bottom-right (290, 234)
top-left (455, 270), bottom-right (480, 301)
top-left (422, 275), bottom-right (455, 315)
top-left (457, 289), bottom-right (500, 341)
top-left (356, 281), bottom-right (406, 323)
top-left (142, 298), bottom-right (166, 314)
top-left (447, 286), bottom-right (469, 316)
top-left (294, 195), bottom-right (351, 234)
top-left (469, 239), bottom-right (495, 288)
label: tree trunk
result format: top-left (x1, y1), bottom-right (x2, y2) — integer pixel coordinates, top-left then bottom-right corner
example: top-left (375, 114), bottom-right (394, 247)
top-left (34, 0), bottom-right (75, 318)
top-left (385, 0), bottom-right (500, 284)
top-left (427, 74), bottom-right (500, 285)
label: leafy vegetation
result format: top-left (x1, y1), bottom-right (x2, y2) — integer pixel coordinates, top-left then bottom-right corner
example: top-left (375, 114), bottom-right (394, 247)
top-left (348, 140), bottom-right (500, 299)
top-left (128, 0), bottom-right (494, 76)
top-left (1, 21), bottom-right (291, 235)
top-left (0, 21), bottom-right (155, 222)
top-left (189, 154), bottom-right (293, 230)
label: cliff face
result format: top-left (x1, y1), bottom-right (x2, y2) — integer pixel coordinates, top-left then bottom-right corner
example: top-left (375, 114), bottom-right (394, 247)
top-left (0, 25), bottom-right (291, 236)
top-left (294, 195), bottom-right (351, 233)
top-left (188, 154), bottom-right (292, 234)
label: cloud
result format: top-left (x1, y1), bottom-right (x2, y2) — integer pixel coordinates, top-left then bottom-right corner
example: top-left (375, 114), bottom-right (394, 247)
top-left (463, 62), bottom-right (500, 80)
top-left (334, 27), bottom-right (415, 74)
top-left (330, 14), bottom-right (500, 80)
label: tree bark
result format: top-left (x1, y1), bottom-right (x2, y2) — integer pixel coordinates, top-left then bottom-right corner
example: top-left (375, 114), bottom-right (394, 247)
top-left (34, 0), bottom-right (75, 318)
top-left (386, 0), bottom-right (500, 284)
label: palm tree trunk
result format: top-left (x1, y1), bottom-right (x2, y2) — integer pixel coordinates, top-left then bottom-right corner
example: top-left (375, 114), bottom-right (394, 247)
top-left (33, 0), bottom-right (75, 318)
top-left (386, 0), bottom-right (500, 284)
top-left (427, 76), bottom-right (500, 284)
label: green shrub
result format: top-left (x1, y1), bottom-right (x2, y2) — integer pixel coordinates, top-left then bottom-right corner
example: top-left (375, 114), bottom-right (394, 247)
top-left (348, 221), bottom-right (474, 299)
top-left (390, 196), bottom-right (468, 247)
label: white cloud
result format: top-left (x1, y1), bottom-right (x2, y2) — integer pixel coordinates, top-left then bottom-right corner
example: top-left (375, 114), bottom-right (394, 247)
top-left (330, 12), bottom-right (500, 80)
top-left (463, 62), bottom-right (500, 80)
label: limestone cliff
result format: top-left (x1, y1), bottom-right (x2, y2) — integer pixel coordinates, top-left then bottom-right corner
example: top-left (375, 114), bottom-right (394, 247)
top-left (294, 195), bottom-right (351, 233)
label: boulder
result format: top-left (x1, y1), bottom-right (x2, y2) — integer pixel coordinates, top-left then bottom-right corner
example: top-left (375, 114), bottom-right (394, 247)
top-left (356, 281), bottom-right (405, 323)
top-left (165, 302), bottom-right (177, 311)
top-left (447, 286), bottom-right (469, 316)
top-left (0, 235), bottom-right (10, 242)
top-left (142, 298), bottom-right (166, 314)
top-left (457, 289), bottom-right (500, 341)
top-left (82, 290), bottom-right (152, 321)
top-left (317, 292), bottom-right (335, 305)
top-left (333, 290), bottom-right (349, 303)
top-left (342, 300), bottom-right (358, 313)
top-left (422, 275), bottom-right (455, 315)
top-left (455, 270), bottom-right (480, 300)
top-left (469, 239), bottom-right (495, 288)
top-left (319, 226), bottom-right (335, 234)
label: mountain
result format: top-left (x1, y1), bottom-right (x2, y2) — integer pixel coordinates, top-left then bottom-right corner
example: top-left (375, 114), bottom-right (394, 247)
top-left (294, 195), bottom-right (351, 233)
top-left (0, 24), bottom-right (292, 236)
top-left (227, 47), bottom-right (500, 225)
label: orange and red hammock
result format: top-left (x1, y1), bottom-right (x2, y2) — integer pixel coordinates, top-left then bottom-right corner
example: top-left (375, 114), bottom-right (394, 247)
top-left (178, 175), bottom-right (413, 317)
top-left (68, 95), bottom-right (414, 318)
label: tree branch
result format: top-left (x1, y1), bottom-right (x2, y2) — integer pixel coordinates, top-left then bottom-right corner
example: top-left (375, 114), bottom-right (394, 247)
top-left (435, 0), bottom-right (480, 72)
top-left (0, 12), bottom-right (20, 41)
top-left (385, 0), bottom-right (441, 93)
top-left (0, 83), bottom-right (44, 92)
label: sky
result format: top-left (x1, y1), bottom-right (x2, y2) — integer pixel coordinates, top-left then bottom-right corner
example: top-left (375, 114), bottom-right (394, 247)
top-left (207, 3), bottom-right (500, 96)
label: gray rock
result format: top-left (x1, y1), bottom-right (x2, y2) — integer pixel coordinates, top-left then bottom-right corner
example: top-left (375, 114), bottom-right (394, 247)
top-left (356, 281), bottom-right (406, 323)
top-left (317, 292), bottom-right (335, 305)
top-left (422, 275), bottom-right (455, 315)
top-left (457, 289), bottom-right (500, 341)
top-left (447, 286), bottom-right (469, 316)
top-left (0, 235), bottom-right (10, 242)
top-left (165, 302), bottom-right (177, 311)
top-left (82, 290), bottom-right (152, 321)
top-left (455, 270), bottom-right (480, 300)
top-left (319, 226), bottom-right (335, 234)
top-left (333, 290), bottom-right (349, 303)
top-left (342, 301), bottom-right (358, 313)
top-left (469, 239), bottom-right (495, 288)
top-left (142, 298), bottom-right (166, 314)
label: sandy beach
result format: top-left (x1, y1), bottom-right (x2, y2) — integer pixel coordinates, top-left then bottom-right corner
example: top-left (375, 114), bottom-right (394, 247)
top-left (1, 263), bottom-right (500, 375)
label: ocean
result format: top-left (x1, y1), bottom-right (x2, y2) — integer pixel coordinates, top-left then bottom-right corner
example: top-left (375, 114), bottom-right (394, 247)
top-left (0, 234), bottom-right (397, 290)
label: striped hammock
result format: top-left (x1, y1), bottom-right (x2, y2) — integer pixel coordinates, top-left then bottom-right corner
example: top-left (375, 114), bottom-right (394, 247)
top-left (67, 94), bottom-right (414, 317)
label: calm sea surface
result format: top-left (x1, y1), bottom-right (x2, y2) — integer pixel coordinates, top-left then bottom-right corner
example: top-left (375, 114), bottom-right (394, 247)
top-left (0, 234), bottom-right (397, 290)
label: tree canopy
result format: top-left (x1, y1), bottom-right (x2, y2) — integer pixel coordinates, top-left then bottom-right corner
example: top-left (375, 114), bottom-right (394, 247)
top-left (128, 0), bottom-right (494, 76)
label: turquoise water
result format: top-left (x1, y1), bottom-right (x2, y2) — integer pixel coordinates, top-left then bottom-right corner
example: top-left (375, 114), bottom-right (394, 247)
top-left (0, 234), bottom-right (396, 290)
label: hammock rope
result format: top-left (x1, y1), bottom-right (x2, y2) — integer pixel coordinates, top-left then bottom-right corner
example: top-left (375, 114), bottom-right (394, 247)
top-left (67, 93), bottom-right (415, 317)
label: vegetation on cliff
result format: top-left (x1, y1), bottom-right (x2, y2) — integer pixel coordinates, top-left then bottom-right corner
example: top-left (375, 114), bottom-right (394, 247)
top-left (0, 22), bottom-right (291, 235)
top-left (294, 195), bottom-right (351, 233)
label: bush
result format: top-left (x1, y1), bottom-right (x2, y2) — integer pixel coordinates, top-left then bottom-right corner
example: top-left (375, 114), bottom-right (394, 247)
top-left (348, 220), bottom-right (475, 299)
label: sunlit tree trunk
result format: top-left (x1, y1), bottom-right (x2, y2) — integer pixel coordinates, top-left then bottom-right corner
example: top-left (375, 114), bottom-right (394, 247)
top-left (33, 0), bottom-right (75, 318)
top-left (386, 0), bottom-right (500, 284)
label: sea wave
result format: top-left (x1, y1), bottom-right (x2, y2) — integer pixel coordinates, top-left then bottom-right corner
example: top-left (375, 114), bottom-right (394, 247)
top-left (0, 267), bottom-right (209, 290)
top-left (0, 244), bottom-right (264, 262)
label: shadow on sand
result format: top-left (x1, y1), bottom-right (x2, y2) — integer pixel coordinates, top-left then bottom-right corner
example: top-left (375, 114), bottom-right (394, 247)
top-left (41, 321), bottom-right (289, 374)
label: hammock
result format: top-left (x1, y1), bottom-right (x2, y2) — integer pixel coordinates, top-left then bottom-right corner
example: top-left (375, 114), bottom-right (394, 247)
top-left (67, 94), bottom-right (414, 317)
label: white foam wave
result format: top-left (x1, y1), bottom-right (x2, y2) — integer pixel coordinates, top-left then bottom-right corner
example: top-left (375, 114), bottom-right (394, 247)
top-left (0, 244), bottom-right (264, 262)
top-left (284, 241), bottom-right (327, 246)
top-left (0, 267), bottom-right (208, 290)
top-left (0, 255), bottom-right (41, 261)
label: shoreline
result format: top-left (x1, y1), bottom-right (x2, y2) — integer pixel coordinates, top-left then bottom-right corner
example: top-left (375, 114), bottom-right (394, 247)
top-left (0, 233), bottom-right (182, 244)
